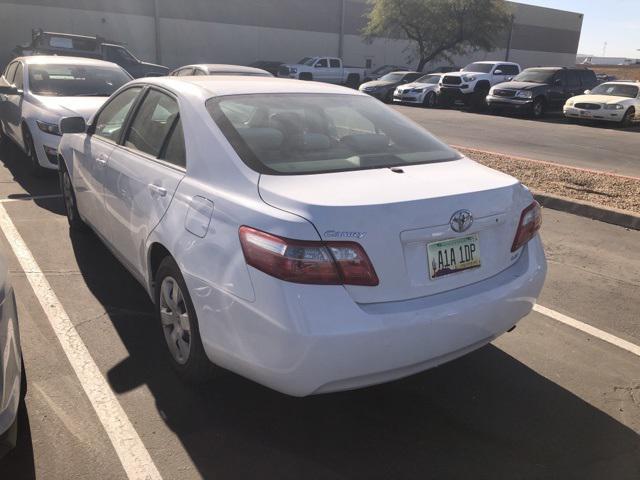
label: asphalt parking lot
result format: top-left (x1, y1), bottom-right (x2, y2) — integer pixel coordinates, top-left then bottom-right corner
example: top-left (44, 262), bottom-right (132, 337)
top-left (0, 134), bottom-right (638, 479)
top-left (395, 105), bottom-right (640, 178)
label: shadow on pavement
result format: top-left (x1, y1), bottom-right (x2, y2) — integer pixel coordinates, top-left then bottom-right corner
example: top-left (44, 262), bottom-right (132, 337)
top-left (0, 399), bottom-right (36, 480)
top-left (0, 139), bottom-right (63, 215)
top-left (66, 229), bottom-right (640, 480)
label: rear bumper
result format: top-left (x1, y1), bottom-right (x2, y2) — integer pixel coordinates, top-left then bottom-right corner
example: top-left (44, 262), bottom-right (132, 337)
top-left (187, 236), bottom-right (546, 396)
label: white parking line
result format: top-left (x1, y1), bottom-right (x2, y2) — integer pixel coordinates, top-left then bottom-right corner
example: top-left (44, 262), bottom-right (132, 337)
top-left (0, 204), bottom-right (162, 480)
top-left (534, 304), bottom-right (640, 358)
top-left (0, 193), bottom-right (62, 203)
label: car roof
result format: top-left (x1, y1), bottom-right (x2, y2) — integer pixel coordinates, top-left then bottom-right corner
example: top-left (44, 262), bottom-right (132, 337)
top-left (184, 64), bottom-right (271, 75)
top-left (135, 75), bottom-right (367, 98)
top-left (471, 61), bottom-right (518, 64)
top-left (14, 55), bottom-right (119, 68)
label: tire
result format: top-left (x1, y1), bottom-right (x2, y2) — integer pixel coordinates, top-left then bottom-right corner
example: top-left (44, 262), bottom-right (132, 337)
top-left (59, 160), bottom-right (89, 232)
top-left (422, 91), bottom-right (437, 108)
top-left (299, 72), bottom-right (313, 81)
top-left (383, 90), bottom-right (394, 104)
top-left (620, 107), bottom-right (635, 128)
top-left (469, 82), bottom-right (490, 111)
top-left (23, 127), bottom-right (47, 177)
top-left (346, 74), bottom-right (360, 89)
top-left (155, 256), bottom-right (214, 383)
top-left (530, 97), bottom-right (546, 119)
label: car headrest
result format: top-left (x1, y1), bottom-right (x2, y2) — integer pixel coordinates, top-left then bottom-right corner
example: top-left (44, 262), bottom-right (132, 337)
top-left (237, 127), bottom-right (284, 151)
top-left (340, 133), bottom-right (389, 153)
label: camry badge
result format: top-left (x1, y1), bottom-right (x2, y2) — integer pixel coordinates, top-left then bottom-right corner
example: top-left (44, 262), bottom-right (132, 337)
top-left (324, 230), bottom-right (367, 240)
top-left (450, 210), bottom-right (473, 233)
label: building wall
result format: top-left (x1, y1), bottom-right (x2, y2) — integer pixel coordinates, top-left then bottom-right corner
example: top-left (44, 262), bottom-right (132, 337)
top-left (0, 0), bottom-right (583, 71)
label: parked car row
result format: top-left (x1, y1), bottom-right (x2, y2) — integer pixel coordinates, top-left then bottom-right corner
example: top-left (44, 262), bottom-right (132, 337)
top-left (0, 53), bottom-right (546, 408)
top-left (360, 60), bottom-right (639, 128)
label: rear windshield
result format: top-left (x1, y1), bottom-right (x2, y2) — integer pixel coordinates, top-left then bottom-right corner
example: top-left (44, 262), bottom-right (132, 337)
top-left (206, 93), bottom-right (461, 175)
top-left (591, 83), bottom-right (639, 98)
top-left (28, 64), bottom-right (131, 96)
top-left (462, 63), bottom-right (494, 73)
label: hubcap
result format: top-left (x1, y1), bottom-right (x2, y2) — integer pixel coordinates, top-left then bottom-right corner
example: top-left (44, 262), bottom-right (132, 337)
top-left (62, 173), bottom-right (75, 220)
top-left (160, 277), bottom-right (191, 365)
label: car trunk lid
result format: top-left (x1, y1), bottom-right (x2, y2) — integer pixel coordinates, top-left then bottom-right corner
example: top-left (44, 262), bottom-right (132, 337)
top-left (258, 158), bottom-right (526, 304)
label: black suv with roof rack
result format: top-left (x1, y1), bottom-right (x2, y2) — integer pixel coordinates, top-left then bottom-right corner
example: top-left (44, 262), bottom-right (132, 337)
top-left (12, 29), bottom-right (169, 79)
top-left (485, 67), bottom-right (598, 118)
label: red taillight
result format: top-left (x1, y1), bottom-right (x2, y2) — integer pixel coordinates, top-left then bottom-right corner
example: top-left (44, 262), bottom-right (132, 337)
top-left (239, 226), bottom-right (379, 286)
top-left (511, 201), bottom-right (542, 252)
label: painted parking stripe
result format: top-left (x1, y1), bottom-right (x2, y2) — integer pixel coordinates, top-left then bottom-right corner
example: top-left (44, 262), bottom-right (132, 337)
top-left (534, 304), bottom-right (640, 358)
top-left (0, 193), bottom-right (62, 203)
top-left (0, 204), bottom-right (163, 480)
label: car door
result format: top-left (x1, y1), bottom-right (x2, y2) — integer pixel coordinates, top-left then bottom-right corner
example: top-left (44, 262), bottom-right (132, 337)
top-left (547, 71), bottom-right (566, 108)
top-left (313, 58), bottom-right (329, 82)
top-left (0, 62), bottom-right (20, 142)
top-left (103, 87), bottom-right (186, 276)
top-left (564, 70), bottom-right (582, 102)
top-left (75, 86), bottom-right (143, 235)
top-left (328, 58), bottom-right (342, 83)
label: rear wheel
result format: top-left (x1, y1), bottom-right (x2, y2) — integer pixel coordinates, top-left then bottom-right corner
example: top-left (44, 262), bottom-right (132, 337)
top-left (155, 256), bottom-right (214, 383)
top-left (299, 72), bottom-right (313, 81)
top-left (346, 74), bottom-right (360, 89)
top-left (59, 161), bottom-right (89, 232)
top-left (620, 107), bottom-right (635, 128)
top-left (23, 128), bottom-right (47, 177)
top-left (383, 90), bottom-right (394, 104)
top-left (422, 91), bottom-right (437, 108)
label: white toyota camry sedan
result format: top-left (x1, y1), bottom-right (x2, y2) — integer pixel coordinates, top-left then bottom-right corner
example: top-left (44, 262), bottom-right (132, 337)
top-left (57, 76), bottom-right (546, 396)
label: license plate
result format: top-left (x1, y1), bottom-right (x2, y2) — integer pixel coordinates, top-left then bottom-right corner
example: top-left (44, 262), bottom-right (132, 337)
top-left (579, 110), bottom-right (592, 117)
top-left (428, 234), bottom-right (481, 279)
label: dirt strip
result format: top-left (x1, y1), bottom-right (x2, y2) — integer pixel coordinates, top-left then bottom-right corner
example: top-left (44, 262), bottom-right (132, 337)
top-left (458, 147), bottom-right (640, 215)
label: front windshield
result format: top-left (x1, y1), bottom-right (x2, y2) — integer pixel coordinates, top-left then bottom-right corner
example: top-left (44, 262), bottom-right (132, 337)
top-left (379, 73), bottom-right (406, 82)
top-left (513, 69), bottom-right (556, 83)
top-left (462, 63), bottom-right (494, 73)
top-left (206, 93), bottom-right (461, 175)
top-left (297, 57), bottom-right (315, 66)
top-left (28, 64), bottom-right (131, 96)
top-left (415, 75), bottom-right (440, 84)
top-left (591, 83), bottom-right (639, 98)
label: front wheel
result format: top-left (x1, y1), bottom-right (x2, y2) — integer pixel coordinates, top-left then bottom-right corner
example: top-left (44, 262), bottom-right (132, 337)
top-left (155, 256), bottom-right (214, 383)
top-left (531, 98), bottom-right (546, 118)
top-left (620, 107), bottom-right (635, 128)
top-left (23, 128), bottom-right (47, 177)
top-left (422, 91), bottom-right (437, 108)
top-left (59, 162), bottom-right (89, 232)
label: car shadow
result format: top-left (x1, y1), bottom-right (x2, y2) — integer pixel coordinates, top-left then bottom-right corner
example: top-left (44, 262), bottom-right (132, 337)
top-left (64, 229), bottom-right (640, 479)
top-left (0, 139), bottom-right (63, 215)
top-left (0, 399), bottom-right (36, 480)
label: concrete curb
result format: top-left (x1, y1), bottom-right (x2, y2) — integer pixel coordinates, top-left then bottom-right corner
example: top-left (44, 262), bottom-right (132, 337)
top-left (533, 191), bottom-right (640, 231)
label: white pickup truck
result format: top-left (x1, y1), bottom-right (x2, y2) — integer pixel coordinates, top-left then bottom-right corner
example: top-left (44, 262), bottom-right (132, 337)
top-left (277, 57), bottom-right (367, 87)
top-left (438, 61), bottom-right (521, 108)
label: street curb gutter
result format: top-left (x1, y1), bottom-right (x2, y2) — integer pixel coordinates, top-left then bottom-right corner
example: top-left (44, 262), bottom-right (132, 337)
top-left (533, 191), bottom-right (640, 231)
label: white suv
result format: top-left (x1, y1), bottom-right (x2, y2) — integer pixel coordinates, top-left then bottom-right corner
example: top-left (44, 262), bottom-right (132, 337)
top-left (439, 61), bottom-right (521, 108)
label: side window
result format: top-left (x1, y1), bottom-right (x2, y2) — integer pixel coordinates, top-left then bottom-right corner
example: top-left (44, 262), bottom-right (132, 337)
top-left (4, 62), bottom-right (17, 84)
top-left (93, 87), bottom-right (142, 142)
top-left (566, 70), bottom-right (580, 87)
top-left (125, 89), bottom-right (179, 158)
top-left (176, 68), bottom-right (194, 76)
top-left (193, 69), bottom-right (207, 76)
top-left (579, 70), bottom-right (595, 87)
top-left (161, 118), bottom-right (186, 168)
top-left (12, 63), bottom-right (23, 89)
top-left (329, 59), bottom-right (341, 68)
top-left (497, 64), bottom-right (519, 76)
top-left (315, 59), bottom-right (328, 68)
top-left (553, 72), bottom-right (565, 86)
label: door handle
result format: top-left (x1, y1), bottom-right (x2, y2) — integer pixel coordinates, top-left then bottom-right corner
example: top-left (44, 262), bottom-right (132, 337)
top-left (96, 153), bottom-right (108, 166)
top-left (148, 183), bottom-right (167, 197)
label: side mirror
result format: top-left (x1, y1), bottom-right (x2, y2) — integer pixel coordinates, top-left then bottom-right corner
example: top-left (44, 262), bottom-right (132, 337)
top-left (493, 70), bottom-right (503, 75)
top-left (506, 76), bottom-right (513, 81)
top-left (59, 116), bottom-right (86, 134)
top-left (0, 84), bottom-right (20, 95)
top-left (584, 90), bottom-right (591, 95)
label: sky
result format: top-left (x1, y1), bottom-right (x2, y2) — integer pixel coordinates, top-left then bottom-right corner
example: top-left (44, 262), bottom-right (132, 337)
top-left (518, 0), bottom-right (640, 58)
